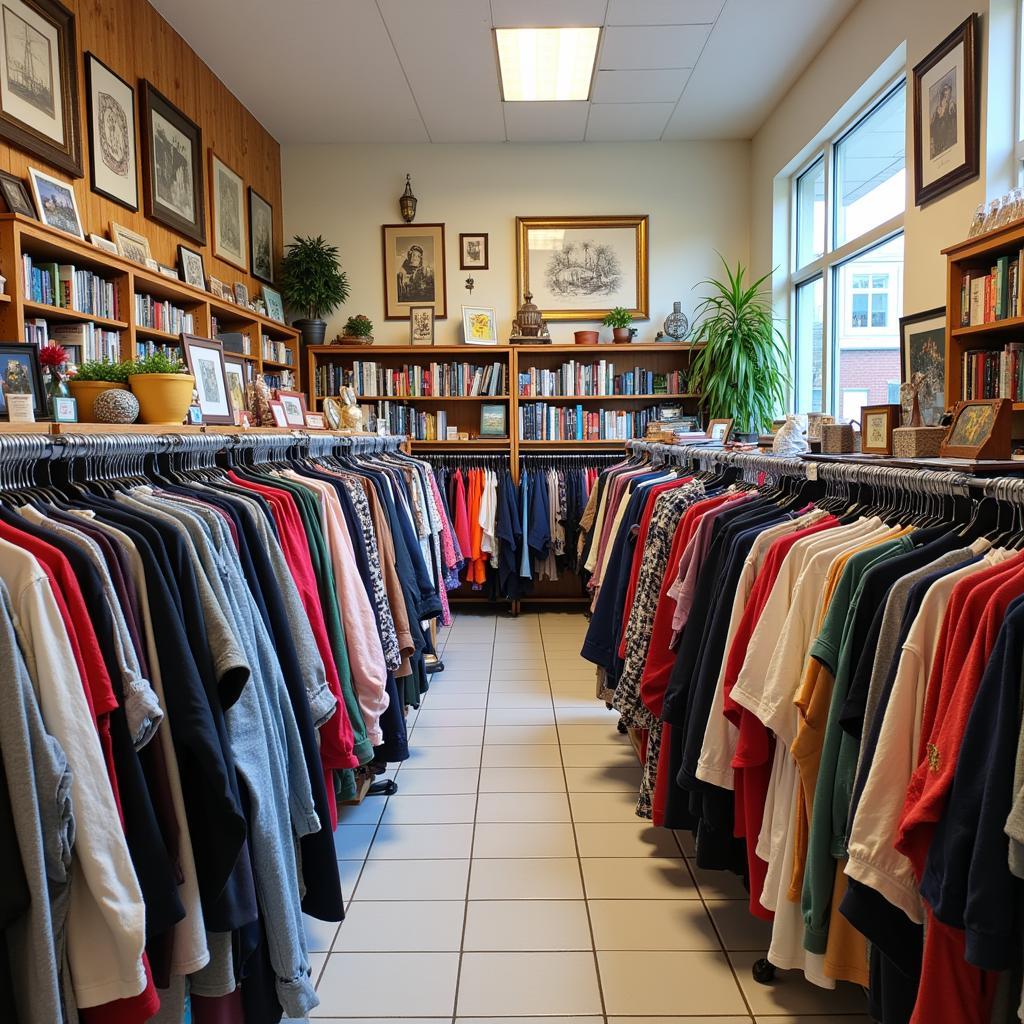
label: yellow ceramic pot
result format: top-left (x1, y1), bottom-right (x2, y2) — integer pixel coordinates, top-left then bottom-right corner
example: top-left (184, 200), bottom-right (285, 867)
top-left (128, 373), bottom-right (196, 425)
top-left (68, 380), bottom-right (122, 423)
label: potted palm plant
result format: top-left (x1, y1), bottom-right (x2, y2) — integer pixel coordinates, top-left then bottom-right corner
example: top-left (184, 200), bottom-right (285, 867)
top-left (280, 234), bottom-right (350, 348)
top-left (687, 256), bottom-right (790, 439)
top-left (128, 352), bottom-right (196, 425)
top-left (602, 306), bottom-right (633, 344)
top-left (69, 359), bottom-right (132, 422)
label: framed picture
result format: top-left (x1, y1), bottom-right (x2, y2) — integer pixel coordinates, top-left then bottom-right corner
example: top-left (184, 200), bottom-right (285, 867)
top-left (381, 222), bottom-right (446, 319)
top-left (479, 402), bottom-right (507, 438)
top-left (157, 263), bottom-right (178, 280)
top-left (516, 215), bottom-right (649, 321)
top-left (211, 152), bottom-right (246, 270)
top-left (268, 399), bottom-right (288, 428)
top-left (899, 307), bottom-right (946, 427)
top-left (110, 221), bottom-right (151, 264)
top-left (248, 186), bottom-right (273, 283)
top-left (0, 0), bottom-right (81, 176)
top-left (706, 418), bottom-right (733, 443)
top-left (140, 81), bottom-right (205, 244)
top-left (208, 276), bottom-right (229, 301)
top-left (0, 341), bottom-right (44, 417)
top-left (181, 333), bottom-right (233, 425)
top-left (233, 281), bottom-right (249, 306)
top-left (410, 305), bottom-right (434, 345)
top-left (860, 403), bottom-right (902, 456)
top-left (940, 397), bottom-right (1012, 459)
top-left (186, 405), bottom-right (203, 425)
top-left (89, 232), bottom-right (117, 254)
top-left (177, 244), bottom-right (205, 289)
top-left (262, 285), bottom-right (284, 323)
top-left (912, 15), bottom-right (978, 206)
top-left (305, 412), bottom-right (325, 430)
top-left (462, 305), bottom-right (497, 345)
top-left (0, 170), bottom-right (35, 216)
top-left (28, 166), bottom-right (82, 238)
top-left (85, 52), bottom-right (136, 211)
top-left (276, 388), bottom-right (307, 427)
top-left (223, 353), bottom-right (248, 425)
top-left (52, 394), bottom-right (76, 422)
top-left (459, 232), bottom-right (488, 270)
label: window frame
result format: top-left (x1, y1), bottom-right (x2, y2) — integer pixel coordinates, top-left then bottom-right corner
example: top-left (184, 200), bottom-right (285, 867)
top-left (1017, 0), bottom-right (1024, 167)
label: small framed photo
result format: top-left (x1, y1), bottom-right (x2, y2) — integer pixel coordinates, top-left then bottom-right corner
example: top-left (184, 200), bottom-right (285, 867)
top-left (28, 167), bottom-right (84, 238)
top-left (460, 232), bottom-right (489, 270)
top-left (276, 388), bottom-right (307, 427)
top-left (0, 342), bottom-right (45, 417)
top-left (479, 402), bottom-right (507, 437)
top-left (0, 171), bottom-right (36, 218)
top-left (111, 221), bottom-right (152, 264)
top-left (410, 305), bottom-right (434, 345)
top-left (178, 244), bottom-right (206, 290)
top-left (305, 412), bottom-right (326, 430)
top-left (860, 403), bottom-right (902, 456)
top-left (89, 233), bottom-right (118, 254)
top-left (269, 399), bottom-right (289, 427)
top-left (706, 418), bottom-right (734, 444)
top-left (262, 286), bottom-right (285, 323)
top-left (181, 333), bottom-right (233, 425)
top-left (940, 397), bottom-right (1012, 459)
top-left (234, 282), bottom-right (249, 306)
top-left (462, 305), bottom-right (498, 345)
top-left (223, 354), bottom-right (249, 424)
top-left (52, 395), bottom-right (77, 422)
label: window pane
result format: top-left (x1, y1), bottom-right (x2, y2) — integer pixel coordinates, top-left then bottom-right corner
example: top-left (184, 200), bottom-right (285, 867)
top-left (795, 276), bottom-right (824, 413)
top-left (833, 234), bottom-right (903, 424)
top-left (834, 84), bottom-right (906, 246)
top-left (796, 157), bottom-right (825, 269)
top-left (852, 274), bottom-right (869, 289)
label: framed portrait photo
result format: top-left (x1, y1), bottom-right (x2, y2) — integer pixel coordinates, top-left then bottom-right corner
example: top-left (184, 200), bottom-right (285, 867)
top-left (275, 388), bottom-right (307, 427)
top-left (211, 152), bottom-right (246, 270)
top-left (222, 353), bottom-right (248, 425)
top-left (899, 306), bottom-right (946, 426)
top-left (410, 305), bottom-right (434, 345)
top-left (85, 52), bottom-right (137, 211)
top-left (0, 341), bottom-right (44, 417)
top-left (462, 304), bottom-right (497, 345)
top-left (912, 14), bottom-right (978, 206)
top-left (0, 0), bottom-right (82, 176)
top-left (940, 397), bottom-right (1012, 459)
top-left (177, 244), bottom-right (206, 290)
top-left (382, 222), bottom-right (446, 319)
top-left (860, 403), bottom-right (901, 456)
top-left (0, 170), bottom-right (34, 217)
top-left (262, 285), bottom-right (285, 323)
top-left (140, 81), bottom-right (205, 244)
top-left (459, 232), bottom-right (488, 270)
top-left (181, 333), bottom-right (233, 425)
top-left (28, 166), bottom-right (82, 238)
top-left (248, 186), bottom-right (273, 283)
top-left (110, 221), bottom-right (151, 264)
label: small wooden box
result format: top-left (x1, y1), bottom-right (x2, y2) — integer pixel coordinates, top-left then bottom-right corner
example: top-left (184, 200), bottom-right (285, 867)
top-left (821, 423), bottom-right (858, 453)
top-left (892, 425), bottom-right (946, 458)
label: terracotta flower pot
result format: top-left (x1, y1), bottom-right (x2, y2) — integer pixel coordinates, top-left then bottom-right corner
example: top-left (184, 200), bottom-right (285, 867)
top-left (612, 327), bottom-right (631, 344)
top-left (128, 373), bottom-right (196, 425)
top-left (68, 380), bottom-right (121, 423)
top-left (574, 330), bottom-right (599, 345)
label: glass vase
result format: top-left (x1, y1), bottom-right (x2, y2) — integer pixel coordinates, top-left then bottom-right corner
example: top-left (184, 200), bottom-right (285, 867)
top-left (46, 367), bottom-right (69, 416)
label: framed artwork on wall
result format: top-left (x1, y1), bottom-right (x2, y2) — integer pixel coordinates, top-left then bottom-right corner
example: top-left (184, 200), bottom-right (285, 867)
top-left (210, 152), bottom-right (247, 270)
top-left (459, 232), bottom-right (488, 270)
top-left (0, 170), bottom-right (35, 217)
top-left (410, 305), bottom-right (434, 345)
top-left (28, 166), bottom-right (82, 237)
top-left (381, 222), bottom-right (446, 319)
top-left (899, 306), bottom-right (946, 426)
top-left (248, 186), bottom-right (274, 283)
top-left (0, 0), bottom-right (82, 176)
top-left (140, 81), bottom-right (205, 244)
top-left (85, 52), bottom-right (137, 211)
top-left (181, 333), bottom-right (233, 425)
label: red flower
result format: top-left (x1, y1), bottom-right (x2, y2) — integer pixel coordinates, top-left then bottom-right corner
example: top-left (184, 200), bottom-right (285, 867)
top-left (39, 344), bottom-right (69, 368)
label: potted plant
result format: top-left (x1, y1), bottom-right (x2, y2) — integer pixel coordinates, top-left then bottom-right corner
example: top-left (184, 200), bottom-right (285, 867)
top-left (68, 358), bottom-right (131, 422)
top-left (602, 306), bottom-right (633, 344)
top-left (280, 234), bottom-right (350, 348)
top-left (127, 352), bottom-right (196, 425)
top-left (338, 314), bottom-right (374, 346)
top-left (687, 256), bottom-right (790, 440)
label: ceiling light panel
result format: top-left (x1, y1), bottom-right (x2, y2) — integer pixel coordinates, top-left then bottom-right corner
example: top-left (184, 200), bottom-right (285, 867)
top-left (495, 27), bottom-right (601, 102)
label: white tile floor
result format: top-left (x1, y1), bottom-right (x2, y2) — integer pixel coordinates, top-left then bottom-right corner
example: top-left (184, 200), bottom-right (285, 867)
top-left (301, 611), bottom-right (870, 1023)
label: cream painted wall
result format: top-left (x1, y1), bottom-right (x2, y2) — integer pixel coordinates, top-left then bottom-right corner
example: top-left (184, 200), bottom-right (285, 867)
top-left (282, 142), bottom-right (750, 346)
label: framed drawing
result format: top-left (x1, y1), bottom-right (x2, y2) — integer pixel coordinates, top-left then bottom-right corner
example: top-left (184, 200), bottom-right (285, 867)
top-left (459, 232), bottom-right (488, 270)
top-left (233, 281), bottom-right (249, 306)
top-left (410, 305), bottom-right (434, 345)
top-left (248, 186), bottom-right (273, 283)
top-left (516, 215), bottom-right (648, 321)
top-left (211, 152), bottom-right (246, 270)
top-left (262, 285), bottom-right (285, 323)
top-left (912, 15), bottom-right (978, 206)
top-left (181, 333), bottom-right (233, 425)
top-left (208, 276), bottom-right (229, 302)
top-left (0, 0), bottom-right (81, 176)
top-left (0, 170), bottom-right (35, 216)
top-left (899, 306), bottom-right (946, 426)
top-left (85, 52), bottom-right (137, 210)
top-left (223, 354), bottom-right (248, 425)
top-left (860, 403), bottom-right (901, 456)
top-left (177, 244), bottom-right (206, 289)
top-left (706, 418), bottom-right (733, 444)
top-left (140, 81), bottom-right (205, 244)
top-left (381, 222), bottom-right (446, 320)
top-left (479, 402), bottom-right (507, 438)
top-left (276, 388), bottom-right (307, 427)
top-left (0, 341), bottom-right (44, 417)
top-left (462, 305), bottom-right (497, 345)
top-left (268, 399), bottom-right (288, 427)
top-left (110, 221), bottom-right (151, 264)
top-left (940, 397), bottom-right (1012, 459)
top-left (28, 166), bottom-right (82, 237)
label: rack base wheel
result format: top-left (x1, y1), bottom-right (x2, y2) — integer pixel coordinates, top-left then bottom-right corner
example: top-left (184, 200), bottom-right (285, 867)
top-left (616, 718), bottom-right (628, 734)
top-left (367, 780), bottom-right (398, 797)
top-left (752, 958), bottom-right (776, 984)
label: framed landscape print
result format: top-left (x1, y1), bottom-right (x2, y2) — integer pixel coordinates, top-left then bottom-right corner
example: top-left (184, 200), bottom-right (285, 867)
top-left (516, 215), bottom-right (649, 321)
top-left (0, 169), bottom-right (35, 216)
top-left (912, 15), bottom-right (978, 206)
top-left (211, 152), bottom-right (246, 270)
top-left (459, 232), bottom-right (488, 270)
top-left (899, 306), bottom-right (946, 426)
top-left (85, 53), bottom-right (136, 210)
top-left (177, 243), bottom-right (205, 289)
top-left (140, 81), bottom-right (205, 244)
top-left (111, 221), bottom-right (151, 264)
top-left (0, 0), bottom-right (81, 176)
top-left (182, 333), bottom-right (233, 425)
top-left (382, 222), bottom-right (446, 319)
top-left (28, 166), bottom-right (82, 237)
top-left (276, 388), bottom-right (307, 427)
top-left (248, 186), bottom-right (273, 283)
top-left (410, 305), bottom-right (434, 345)
top-left (479, 402), bottom-right (507, 437)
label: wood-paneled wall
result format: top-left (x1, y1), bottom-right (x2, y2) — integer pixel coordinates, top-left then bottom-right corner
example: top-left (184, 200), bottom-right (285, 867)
top-left (0, 0), bottom-right (282, 293)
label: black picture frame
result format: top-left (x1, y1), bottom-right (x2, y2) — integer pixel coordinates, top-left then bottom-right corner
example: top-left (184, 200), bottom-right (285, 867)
top-left (899, 306), bottom-right (947, 426)
top-left (0, 170), bottom-right (36, 217)
top-left (459, 232), bottom-right (489, 270)
top-left (177, 243), bottom-right (206, 290)
top-left (248, 186), bottom-right (274, 284)
top-left (139, 80), bottom-right (206, 244)
top-left (85, 52), bottom-right (137, 211)
top-left (0, 342), bottom-right (46, 417)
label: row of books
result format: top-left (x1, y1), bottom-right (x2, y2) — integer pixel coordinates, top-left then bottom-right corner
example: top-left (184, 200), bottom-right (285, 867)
top-left (22, 256), bottom-right (120, 320)
top-left (960, 253), bottom-right (1023, 325)
top-left (517, 363), bottom-right (687, 398)
top-left (24, 318), bottom-right (120, 364)
top-left (517, 403), bottom-right (658, 441)
top-left (135, 341), bottom-right (182, 361)
top-left (263, 369), bottom-right (296, 392)
top-left (261, 337), bottom-right (294, 364)
top-left (134, 293), bottom-right (195, 334)
top-left (336, 360), bottom-right (507, 398)
top-left (365, 404), bottom-right (449, 441)
top-left (961, 343), bottom-right (1024, 400)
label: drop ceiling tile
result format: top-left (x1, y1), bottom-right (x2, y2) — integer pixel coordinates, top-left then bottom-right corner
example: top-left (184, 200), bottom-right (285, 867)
top-left (607, 0), bottom-right (725, 25)
top-left (585, 103), bottom-right (675, 141)
top-left (504, 102), bottom-right (589, 142)
top-left (600, 25), bottom-right (710, 69)
top-left (490, 0), bottom-right (607, 26)
top-left (592, 69), bottom-right (690, 104)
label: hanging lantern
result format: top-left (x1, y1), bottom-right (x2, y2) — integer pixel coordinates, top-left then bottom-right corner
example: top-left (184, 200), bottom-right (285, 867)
top-left (399, 174), bottom-right (417, 223)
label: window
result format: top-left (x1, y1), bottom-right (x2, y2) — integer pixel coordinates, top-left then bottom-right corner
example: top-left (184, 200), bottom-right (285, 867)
top-left (789, 79), bottom-right (906, 424)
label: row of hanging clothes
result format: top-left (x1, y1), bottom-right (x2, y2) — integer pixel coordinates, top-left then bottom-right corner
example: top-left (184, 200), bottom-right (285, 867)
top-left (577, 440), bottom-right (1024, 1024)
top-left (0, 429), bottom-right (461, 1024)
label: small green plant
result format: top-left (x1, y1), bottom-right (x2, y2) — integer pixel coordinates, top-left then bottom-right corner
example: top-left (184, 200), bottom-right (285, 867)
top-left (280, 234), bottom-right (350, 321)
top-left (72, 359), bottom-right (132, 384)
top-left (130, 352), bottom-right (188, 375)
top-left (602, 306), bottom-right (632, 329)
top-left (344, 314), bottom-right (374, 337)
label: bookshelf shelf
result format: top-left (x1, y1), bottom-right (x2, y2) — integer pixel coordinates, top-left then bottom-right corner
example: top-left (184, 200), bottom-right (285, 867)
top-left (23, 301), bottom-right (128, 331)
top-left (951, 317), bottom-right (1024, 338)
top-left (135, 324), bottom-right (181, 343)
top-left (262, 358), bottom-right (297, 370)
top-left (517, 392), bottom-right (697, 402)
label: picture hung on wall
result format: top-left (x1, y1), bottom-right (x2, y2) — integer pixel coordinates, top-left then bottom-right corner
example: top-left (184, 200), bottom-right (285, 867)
top-left (28, 166), bottom-right (82, 237)
top-left (223, 354), bottom-right (248, 425)
top-left (177, 244), bottom-right (206, 289)
top-left (211, 152), bottom-right (247, 270)
top-left (899, 306), bottom-right (946, 426)
top-left (140, 81), bottom-right (205, 244)
top-left (110, 221), bottom-right (151, 264)
top-left (409, 305), bottom-right (434, 345)
top-left (459, 232), bottom-right (488, 270)
top-left (262, 285), bottom-right (284, 323)
top-left (462, 304), bottom-right (498, 345)
top-left (85, 52), bottom-right (137, 210)
top-left (381, 222), bottom-right (447, 319)
top-left (248, 186), bottom-right (274, 283)
top-left (516, 215), bottom-right (649, 321)
top-left (912, 14), bottom-right (978, 206)
top-left (0, 341), bottom-right (44, 417)
top-left (0, 169), bottom-right (34, 216)
top-left (0, 0), bottom-right (81, 176)
top-left (182, 333), bottom-right (233, 425)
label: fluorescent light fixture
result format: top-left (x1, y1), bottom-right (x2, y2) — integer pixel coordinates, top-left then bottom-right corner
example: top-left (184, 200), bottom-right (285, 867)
top-left (495, 27), bottom-right (600, 102)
